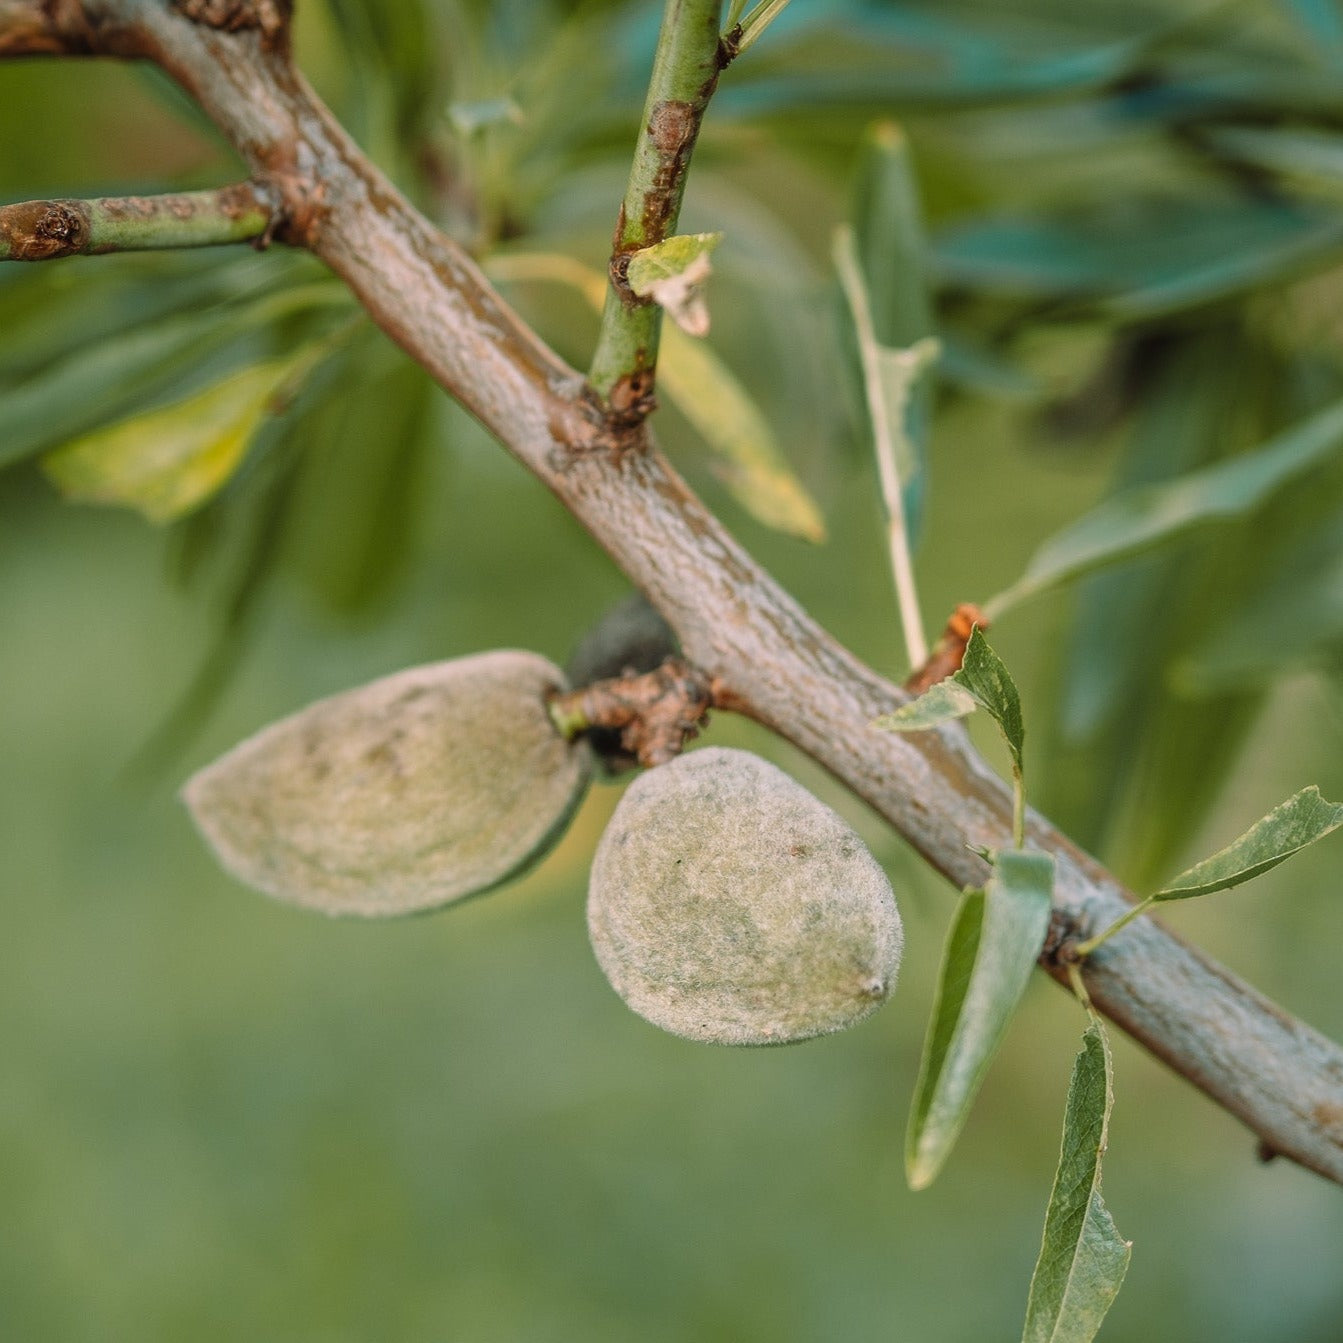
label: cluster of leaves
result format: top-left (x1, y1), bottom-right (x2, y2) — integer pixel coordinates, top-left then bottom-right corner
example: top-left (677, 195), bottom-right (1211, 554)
top-left (881, 628), bottom-right (1343, 1341)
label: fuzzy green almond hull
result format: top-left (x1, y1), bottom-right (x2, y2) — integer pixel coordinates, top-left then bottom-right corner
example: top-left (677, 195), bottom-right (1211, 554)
top-left (184, 650), bottom-right (591, 917)
top-left (588, 747), bottom-right (903, 1046)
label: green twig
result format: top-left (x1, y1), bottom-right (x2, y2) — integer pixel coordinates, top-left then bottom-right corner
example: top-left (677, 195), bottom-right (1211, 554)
top-left (589, 0), bottom-right (725, 413)
top-left (1011, 764), bottom-right (1026, 850)
top-left (1075, 896), bottom-right (1157, 959)
top-left (1065, 960), bottom-right (1095, 1017)
top-left (0, 182), bottom-right (278, 262)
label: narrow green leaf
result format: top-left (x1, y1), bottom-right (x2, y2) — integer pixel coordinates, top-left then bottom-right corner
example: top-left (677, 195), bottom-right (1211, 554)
top-left (989, 396), bottom-right (1343, 614)
top-left (954, 626), bottom-right (1025, 772)
top-left (1022, 1024), bottom-right (1130, 1343)
top-left (42, 350), bottom-right (321, 523)
top-left (906, 849), bottom-right (1053, 1190)
top-left (1154, 786), bottom-right (1343, 900)
top-left (875, 337), bottom-right (940, 483)
top-left (0, 280), bottom-right (349, 473)
top-left (1208, 126), bottom-right (1343, 192)
top-left (659, 324), bottom-right (826, 541)
top-left (874, 679), bottom-right (978, 732)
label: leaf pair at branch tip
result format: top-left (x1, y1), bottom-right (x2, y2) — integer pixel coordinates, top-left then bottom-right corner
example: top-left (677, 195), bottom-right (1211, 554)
top-left (876, 626), bottom-right (1025, 771)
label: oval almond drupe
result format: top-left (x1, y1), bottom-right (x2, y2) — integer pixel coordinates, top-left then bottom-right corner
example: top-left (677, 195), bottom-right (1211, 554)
top-left (588, 747), bottom-right (902, 1045)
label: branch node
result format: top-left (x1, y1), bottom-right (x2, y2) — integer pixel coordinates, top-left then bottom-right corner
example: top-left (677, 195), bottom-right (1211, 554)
top-left (904, 602), bottom-right (987, 694)
top-left (172, 0), bottom-right (291, 50)
top-left (549, 657), bottom-right (716, 769)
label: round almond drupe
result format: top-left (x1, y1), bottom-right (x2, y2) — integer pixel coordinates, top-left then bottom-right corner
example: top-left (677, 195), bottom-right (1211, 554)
top-left (588, 746), bottom-right (902, 1045)
top-left (185, 650), bottom-right (590, 917)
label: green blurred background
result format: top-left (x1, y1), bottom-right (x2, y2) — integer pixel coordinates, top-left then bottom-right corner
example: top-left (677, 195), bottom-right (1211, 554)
top-left (3, 2), bottom-right (1343, 1338)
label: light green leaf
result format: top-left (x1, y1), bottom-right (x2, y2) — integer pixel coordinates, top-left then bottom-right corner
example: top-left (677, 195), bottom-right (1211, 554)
top-left (954, 626), bottom-right (1025, 772)
top-left (907, 849), bottom-right (1053, 1190)
top-left (626, 233), bottom-right (723, 337)
top-left (42, 350), bottom-right (321, 523)
top-left (486, 252), bottom-right (825, 543)
top-left (0, 279), bottom-right (350, 474)
top-left (876, 337), bottom-right (940, 481)
top-left (874, 679), bottom-right (978, 732)
top-left (1022, 1024), bottom-right (1130, 1343)
top-left (989, 396), bottom-right (1343, 614)
top-left (1154, 786), bottom-right (1343, 901)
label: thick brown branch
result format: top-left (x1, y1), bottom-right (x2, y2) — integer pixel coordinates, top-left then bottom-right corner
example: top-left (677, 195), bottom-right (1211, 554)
top-left (5, 0), bottom-right (1342, 1184)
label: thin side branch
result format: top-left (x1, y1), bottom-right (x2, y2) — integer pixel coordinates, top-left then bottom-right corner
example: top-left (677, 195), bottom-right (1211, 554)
top-left (0, 182), bottom-right (276, 260)
top-left (4, 0), bottom-right (1342, 1185)
top-left (835, 224), bottom-right (929, 671)
top-left (588, 0), bottom-right (726, 415)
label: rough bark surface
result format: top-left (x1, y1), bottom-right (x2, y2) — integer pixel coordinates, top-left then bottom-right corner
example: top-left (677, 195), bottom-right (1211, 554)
top-left (3, 0), bottom-right (1341, 1184)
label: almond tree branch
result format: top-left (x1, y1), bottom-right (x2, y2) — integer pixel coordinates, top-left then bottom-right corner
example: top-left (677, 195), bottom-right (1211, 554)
top-left (3, 0), bottom-right (1341, 1185)
top-left (0, 182), bottom-right (276, 260)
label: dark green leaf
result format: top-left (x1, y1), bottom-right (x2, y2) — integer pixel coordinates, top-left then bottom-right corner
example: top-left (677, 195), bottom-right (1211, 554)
top-left (954, 626), bottom-right (1025, 772)
top-left (932, 199), bottom-right (1343, 318)
top-left (906, 849), bottom-right (1053, 1190)
top-left (1154, 786), bottom-right (1343, 900)
top-left (1021, 1024), bottom-right (1130, 1343)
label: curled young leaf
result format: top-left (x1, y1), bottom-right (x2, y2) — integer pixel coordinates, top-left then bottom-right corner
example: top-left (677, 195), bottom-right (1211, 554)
top-left (588, 747), bottom-right (902, 1046)
top-left (626, 232), bottom-right (723, 337)
top-left (185, 651), bottom-right (591, 917)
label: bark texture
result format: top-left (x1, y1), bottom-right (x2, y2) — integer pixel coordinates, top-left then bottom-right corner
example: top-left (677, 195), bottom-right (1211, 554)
top-left (3, 0), bottom-right (1341, 1184)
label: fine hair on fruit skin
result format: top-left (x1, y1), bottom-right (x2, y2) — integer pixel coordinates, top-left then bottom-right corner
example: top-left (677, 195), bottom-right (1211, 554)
top-left (184, 650), bottom-right (591, 917)
top-left (588, 746), bottom-right (903, 1046)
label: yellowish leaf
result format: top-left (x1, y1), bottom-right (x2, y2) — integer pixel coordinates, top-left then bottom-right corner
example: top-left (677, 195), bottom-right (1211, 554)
top-left (42, 353), bottom-right (316, 523)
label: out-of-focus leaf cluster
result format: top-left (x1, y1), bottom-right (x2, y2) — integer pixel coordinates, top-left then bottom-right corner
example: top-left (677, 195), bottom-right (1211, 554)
top-left (5, 0), bottom-right (1343, 871)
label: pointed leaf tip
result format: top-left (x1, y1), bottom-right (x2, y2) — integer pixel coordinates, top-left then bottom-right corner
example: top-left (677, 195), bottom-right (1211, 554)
top-left (1022, 1024), bottom-right (1130, 1343)
top-left (954, 626), bottom-right (1025, 771)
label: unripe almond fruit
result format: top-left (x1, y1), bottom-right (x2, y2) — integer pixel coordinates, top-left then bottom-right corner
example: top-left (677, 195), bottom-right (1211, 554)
top-left (588, 746), bottom-right (902, 1045)
top-left (184, 650), bottom-right (589, 917)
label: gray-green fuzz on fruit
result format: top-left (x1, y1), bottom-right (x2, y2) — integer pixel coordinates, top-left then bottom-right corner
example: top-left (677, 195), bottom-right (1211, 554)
top-left (184, 651), bottom-right (591, 917)
top-left (588, 747), bottom-right (903, 1045)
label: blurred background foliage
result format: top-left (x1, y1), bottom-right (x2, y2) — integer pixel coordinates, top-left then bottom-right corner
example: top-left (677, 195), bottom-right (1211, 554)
top-left (3, 0), bottom-right (1343, 1338)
